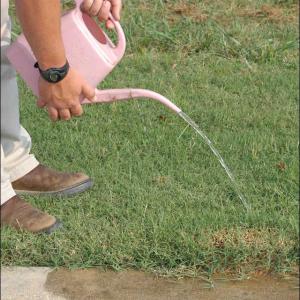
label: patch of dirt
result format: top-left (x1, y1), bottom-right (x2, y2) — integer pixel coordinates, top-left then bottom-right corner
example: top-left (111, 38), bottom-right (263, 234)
top-left (170, 2), bottom-right (297, 25)
top-left (276, 161), bottom-right (287, 171)
top-left (238, 4), bottom-right (298, 24)
top-left (45, 269), bottom-right (299, 300)
top-left (152, 175), bottom-right (170, 185)
top-left (140, 2), bottom-right (297, 26)
top-left (168, 3), bottom-right (208, 23)
top-left (210, 228), bottom-right (295, 249)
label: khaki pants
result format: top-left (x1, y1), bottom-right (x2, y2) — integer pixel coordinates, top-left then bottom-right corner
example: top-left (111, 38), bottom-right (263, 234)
top-left (1, 0), bottom-right (39, 205)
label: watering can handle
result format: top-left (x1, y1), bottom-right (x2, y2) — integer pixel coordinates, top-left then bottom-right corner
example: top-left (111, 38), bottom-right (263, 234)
top-left (74, 0), bottom-right (126, 58)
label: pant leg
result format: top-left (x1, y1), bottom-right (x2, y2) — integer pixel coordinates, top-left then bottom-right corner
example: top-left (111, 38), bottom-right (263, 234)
top-left (1, 0), bottom-right (39, 205)
top-left (1, 146), bottom-right (16, 204)
top-left (1, 0), bottom-right (10, 47)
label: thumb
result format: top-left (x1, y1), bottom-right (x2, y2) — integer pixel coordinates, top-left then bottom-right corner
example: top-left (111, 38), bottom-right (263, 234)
top-left (37, 98), bottom-right (46, 108)
top-left (82, 82), bottom-right (96, 102)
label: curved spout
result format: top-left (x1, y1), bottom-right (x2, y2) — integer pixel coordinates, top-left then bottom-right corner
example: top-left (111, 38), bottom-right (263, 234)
top-left (81, 88), bottom-right (182, 114)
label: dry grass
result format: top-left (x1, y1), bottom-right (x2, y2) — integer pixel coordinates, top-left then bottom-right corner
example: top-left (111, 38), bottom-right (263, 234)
top-left (163, 1), bottom-right (298, 26)
top-left (210, 228), bottom-right (296, 250)
top-left (167, 2), bottom-right (209, 24)
top-left (238, 4), bottom-right (298, 24)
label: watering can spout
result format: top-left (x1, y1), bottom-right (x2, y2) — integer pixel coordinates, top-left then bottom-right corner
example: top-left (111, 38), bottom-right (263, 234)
top-left (82, 89), bottom-right (182, 114)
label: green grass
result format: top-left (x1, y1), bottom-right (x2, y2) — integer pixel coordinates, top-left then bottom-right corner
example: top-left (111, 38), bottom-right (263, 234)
top-left (2, 0), bottom-right (298, 276)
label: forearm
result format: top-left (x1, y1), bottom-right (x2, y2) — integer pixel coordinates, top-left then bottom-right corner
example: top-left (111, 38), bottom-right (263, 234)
top-left (15, 0), bottom-right (66, 69)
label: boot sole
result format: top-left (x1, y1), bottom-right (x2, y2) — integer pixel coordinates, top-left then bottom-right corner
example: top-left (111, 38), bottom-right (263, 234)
top-left (14, 179), bottom-right (93, 197)
top-left (40, 219), bottom-right (63, 234)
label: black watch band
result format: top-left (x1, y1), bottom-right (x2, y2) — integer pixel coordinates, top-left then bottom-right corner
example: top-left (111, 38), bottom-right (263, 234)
top-left (34, 60), bottom-right (70, 83)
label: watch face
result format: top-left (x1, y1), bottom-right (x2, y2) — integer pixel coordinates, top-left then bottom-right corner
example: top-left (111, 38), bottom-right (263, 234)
top-left (49, 72), bottom-right (59, 82)
top-left (38, 62), bottom-right (69, 83)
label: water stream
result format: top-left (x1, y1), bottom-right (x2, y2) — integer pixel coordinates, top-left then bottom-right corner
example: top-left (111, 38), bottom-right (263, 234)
top-left (178, 111), bottom-right (250, 211)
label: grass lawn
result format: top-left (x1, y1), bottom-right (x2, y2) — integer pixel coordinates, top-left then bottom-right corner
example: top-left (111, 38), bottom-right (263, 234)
top-left (2, 0), bottom-right (298, 276)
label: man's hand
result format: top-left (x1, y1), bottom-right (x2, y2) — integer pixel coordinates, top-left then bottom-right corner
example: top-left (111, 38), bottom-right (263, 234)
top-left (37, 68), bottom-right (95, 121)
top-left (80, 0), bottom-right (122, 29)
top-left (15, 0), bottom-right (94, 122)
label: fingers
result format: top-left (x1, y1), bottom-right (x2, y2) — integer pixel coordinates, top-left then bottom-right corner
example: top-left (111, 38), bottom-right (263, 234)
top-left (59, 108), bottom-right (71, 121)
top-left (82, 83), bottom-right (96, 102)
top-left (46, 105), bottom-right (82, 121)
top-left (48, 107), bottom-right (59, 121)
top-left (70, 105), bottom-right (83, 117)
top-left (81, 0), bottom-right (122, 22)
top-left (81, 0), bottom-right (108, 20)
top-left (97, 0), bottom-right (111, 22)
top-left (89, 0), bottom-right (103, 17)
top-left (58, 104), bottom-right (83, 120)
top-left (110, 0), bottom-right (122, 20)
top-left (80, 0), bottom-right (94, 13)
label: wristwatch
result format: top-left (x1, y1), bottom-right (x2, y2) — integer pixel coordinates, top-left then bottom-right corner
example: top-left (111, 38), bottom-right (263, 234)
top-left (34, 60), bottom-right (70, 83)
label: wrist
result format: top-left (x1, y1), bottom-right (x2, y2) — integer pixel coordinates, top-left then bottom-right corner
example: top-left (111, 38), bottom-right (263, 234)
top-left (35, 60), bottom-right (70, 83)
top-left (38, 59), bottom-right (67, 71)
top-left (37, 52), bottom-right (67, 70)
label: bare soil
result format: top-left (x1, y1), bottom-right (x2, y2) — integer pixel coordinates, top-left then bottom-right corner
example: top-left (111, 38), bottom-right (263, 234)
top-left (45, 269), bottom-right (299, 300)
top-left (163, 2), bottom-right (298, 25)
top-left (237, 4), bottom-right (298, 24)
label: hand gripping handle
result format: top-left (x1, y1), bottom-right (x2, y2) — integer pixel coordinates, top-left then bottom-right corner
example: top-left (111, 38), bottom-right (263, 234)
top-left (75, 0), bottom-right (126, 58)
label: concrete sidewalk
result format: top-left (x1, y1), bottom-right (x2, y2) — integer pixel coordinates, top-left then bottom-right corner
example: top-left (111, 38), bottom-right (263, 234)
top-left (1, 267), bottom-right (299, 300)
top-left (1, 267), bottom-right (64, 300)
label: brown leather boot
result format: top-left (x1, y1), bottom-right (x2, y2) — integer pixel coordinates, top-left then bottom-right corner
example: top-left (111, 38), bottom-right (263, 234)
top-left (11, 164), bottom-right (92, 196)
top-left (1, 195), bottom-right (62, 233)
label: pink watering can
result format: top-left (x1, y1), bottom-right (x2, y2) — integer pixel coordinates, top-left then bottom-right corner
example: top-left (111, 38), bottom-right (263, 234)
top-left (5, 0), bottom-right (181, 113)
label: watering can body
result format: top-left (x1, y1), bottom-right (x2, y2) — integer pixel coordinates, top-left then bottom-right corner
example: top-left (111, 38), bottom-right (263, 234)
top-left (5, 0), bottom-right (126, 97)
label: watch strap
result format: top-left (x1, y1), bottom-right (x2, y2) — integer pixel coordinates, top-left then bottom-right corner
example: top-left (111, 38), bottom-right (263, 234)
top-left (34, 60), bottom-right (70, 83)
